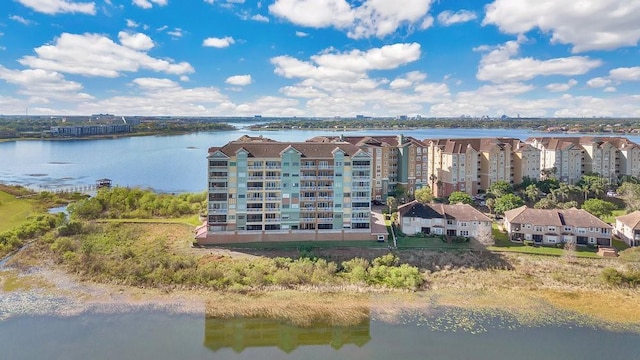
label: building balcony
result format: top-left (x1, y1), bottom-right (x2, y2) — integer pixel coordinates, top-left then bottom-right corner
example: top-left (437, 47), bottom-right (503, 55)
top-left (248, 176), bottom-right (263, 180)
top-left (318, 218), bottom-right (334, 224)
top-left (301, 196), bottom-right (317, 201)
top-left (209, 187), bottom-right (228, 192)
top-left (209, 176), bottom-right (228, 180)
top-left (247, 208), bottom-right (264, 213)
top-left (300, 186), bottom-right (317, 190)
top-left (265, 218), bottom-right (281, 223)
top-left (247, 187), bottom-right (264, 191)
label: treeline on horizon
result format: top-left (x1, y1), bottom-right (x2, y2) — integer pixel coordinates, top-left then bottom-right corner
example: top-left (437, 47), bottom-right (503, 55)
top-left (253, 117), bottom-right (640, 132)
top-left (0, 118), bottom-right (235, 139)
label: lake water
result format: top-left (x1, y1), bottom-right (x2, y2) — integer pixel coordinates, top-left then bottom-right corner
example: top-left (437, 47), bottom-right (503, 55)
top-left (3, 127), bottom-right (640, 357)
top-left (1, 310), bottom-right (639, 360)
top-left (3, 127), bottom-right (638, 193)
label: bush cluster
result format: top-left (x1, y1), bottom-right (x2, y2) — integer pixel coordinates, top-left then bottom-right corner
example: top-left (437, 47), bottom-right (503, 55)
top-left (0, 213), bottom-right (61, 257)
top-left (48, 225), bottom-right (424, 291)
top-left (68, 187), bottom-right (206, 219)
top-left (602, 267), bottom-right (640, 287)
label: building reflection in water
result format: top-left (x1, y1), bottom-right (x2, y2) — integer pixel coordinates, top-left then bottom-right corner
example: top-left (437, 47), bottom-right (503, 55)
top-left (204, 316), bottom-right (371, 354)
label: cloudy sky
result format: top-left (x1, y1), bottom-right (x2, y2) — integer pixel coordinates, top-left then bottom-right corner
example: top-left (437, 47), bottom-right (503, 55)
top-left (1, 0), bottom-right (639, 117)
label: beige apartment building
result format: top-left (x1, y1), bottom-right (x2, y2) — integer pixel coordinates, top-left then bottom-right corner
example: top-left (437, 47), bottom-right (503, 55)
top-left (527, 136), bottom-right (640, 183)
top-left (308, 135), bottom-right (428, 200)
top-left (426, 138), bottom-right (540, 197)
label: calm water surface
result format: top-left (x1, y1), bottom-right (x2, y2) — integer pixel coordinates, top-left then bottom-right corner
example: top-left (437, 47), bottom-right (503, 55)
top-left (0, 311), bottom-right (638, 360)
top-left (3, 128), bottom-right (636, 193)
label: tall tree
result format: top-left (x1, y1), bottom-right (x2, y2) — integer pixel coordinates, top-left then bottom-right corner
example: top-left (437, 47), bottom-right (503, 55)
top-left (582, 198), bottom-right (617, 219)
top-left (488, 180), bottom-right (513, 198)
top-left (618, 182), bottom-right (640, 211)
top-left (414, 186), bottom-right (433, 204)
top-left (448, 191), bottom-right (473, 205)
top-left (494, 194), bottom-right (525, 214)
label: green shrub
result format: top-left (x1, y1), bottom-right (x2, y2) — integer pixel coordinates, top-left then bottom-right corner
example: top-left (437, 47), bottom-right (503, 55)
top-left (523, 240), bottom-right (535, 246)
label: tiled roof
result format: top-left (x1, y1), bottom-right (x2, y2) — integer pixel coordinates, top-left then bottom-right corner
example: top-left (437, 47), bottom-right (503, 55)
top-left (526, 136), bottom-right (639, 151)
top-left (209, 137), bottom-right (366, 158)
top-left (398, 201), bottom-right (491, 222)
top-left (615, 211), bottom-right (640, 230)
top-left (504, 206), bottom-right (612, 229)
top-left (307, 135), bottom-right (426, 148)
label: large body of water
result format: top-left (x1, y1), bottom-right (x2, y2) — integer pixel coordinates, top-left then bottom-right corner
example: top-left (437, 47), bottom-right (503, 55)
top-left (1, 310), bottom-right (639, 360)
top-left (3, 127), bottom-right (638, 193)
top-left (3, 127), bottom-right (640, 357)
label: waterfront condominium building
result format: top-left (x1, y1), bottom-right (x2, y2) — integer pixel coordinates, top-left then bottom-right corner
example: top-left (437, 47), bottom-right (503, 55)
top-left (425, 137), bottom-right (540, 197)
top-left (527, 136), bottom-right (640, 183)
top-left (200, 135), bottom-right (384, 244)
top-left (307, 135), bottom-right (429, 201)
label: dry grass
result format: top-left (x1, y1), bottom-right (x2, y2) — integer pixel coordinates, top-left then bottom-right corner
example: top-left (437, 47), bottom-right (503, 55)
top-left (205, 290), bottom-right (373, 327)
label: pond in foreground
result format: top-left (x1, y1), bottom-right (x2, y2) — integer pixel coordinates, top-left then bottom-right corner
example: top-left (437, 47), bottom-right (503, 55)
top-left (1, 310), bottom-right (638, 360)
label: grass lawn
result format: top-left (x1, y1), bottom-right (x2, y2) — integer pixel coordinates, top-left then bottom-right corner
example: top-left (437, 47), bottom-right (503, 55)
top-left (396, 236), bottom-right (472, 250)
top-left (0, 191), bottom-right (34, 232)
top-left (489, 223), bottom-right (600, 259)
top-left (601, 209), bottom-right (627, 224)
top-left (214, 240), bottom-right (388, 250)
top-left (612, 238), bottom-right (630, 251)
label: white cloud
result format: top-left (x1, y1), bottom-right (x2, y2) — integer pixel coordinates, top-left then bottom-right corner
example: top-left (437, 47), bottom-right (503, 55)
top-left (132, 0), bottom-right (168, 9)
top-left (437, 10), bottom-right (477, 26)
top-left (269, 0), bottom-right (433, 39)
top-left (251, 14), bottom-right (269, 22)
top-left (131, 77), bottom-right (179, 89)
top-left (390, 71), bottom-right (427, 89)
top-left (203, 36), bottom-right (235, 48)
top-left (118, 32), bottom-right (154, 51)
top-left (476, 40), bottom-right (602, 83)
top-left (420, 16), bottom-right (434, 30)
top-left (9, 15), bottom-right (35, 25)
top-left (604, 87), bottom-right (616, 93)
top-left (0, 65), bottom-right (93, 102)
top-left (126, 19), bottom-right (139, 28)
top-left (484, 0), bottom-right (640, 53)
top-left (18, 33), bottom-right (193, 77)
top-left (295, 31), bottom-right (309, 37)
top-left (17, 0), bottom-right (96, 15)
top-left (225, 74), bottom-right (252, 86)
top-left (545, 79), bottom-right (577, 92)
top-left (167, 28), bottom-right (183, 38)
top-left (609, 67), bottom-right (640, 81)
top-left (280, 86), bottom-right (327, 98)
top-left (586, 77), bottom-right (611, 88)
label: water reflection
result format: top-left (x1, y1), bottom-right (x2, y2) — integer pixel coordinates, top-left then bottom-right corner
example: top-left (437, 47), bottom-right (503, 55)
top-left (204, 316), bottom-right (371, 354)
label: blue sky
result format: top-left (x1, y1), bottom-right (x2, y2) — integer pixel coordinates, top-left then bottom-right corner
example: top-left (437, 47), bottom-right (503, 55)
top-left (0, 0), bottom-right (639, 118)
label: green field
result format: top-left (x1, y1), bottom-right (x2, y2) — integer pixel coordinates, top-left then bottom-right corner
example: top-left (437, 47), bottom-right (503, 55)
top-left (0, 191), bottom-right (34, 232)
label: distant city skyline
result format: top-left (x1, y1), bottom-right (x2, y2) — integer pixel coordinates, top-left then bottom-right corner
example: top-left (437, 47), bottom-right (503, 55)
top-left (0, 0), bottom-right (639, 118)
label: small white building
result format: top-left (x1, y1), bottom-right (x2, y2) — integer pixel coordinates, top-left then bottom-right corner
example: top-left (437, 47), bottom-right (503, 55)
top-left (397, 201), bottom-right (492, 238)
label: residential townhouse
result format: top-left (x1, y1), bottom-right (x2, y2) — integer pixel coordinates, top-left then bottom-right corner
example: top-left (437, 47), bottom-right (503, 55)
top-left (613, 211), bottom-right (640, 247)
top-left (504, 206), bottom-right (612, 247)
top-left (527, 136), bottom-right (640, 183)
top-left (201, 136), bottom-right (381, 244)
top-left (397, 201), bottom-right (492, 238)
top-left (307, 135), bottom-right (428, 200)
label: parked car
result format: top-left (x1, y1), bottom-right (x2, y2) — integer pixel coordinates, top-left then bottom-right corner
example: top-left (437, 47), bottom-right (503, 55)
top-left (371, 199), bottom-right (383, 206)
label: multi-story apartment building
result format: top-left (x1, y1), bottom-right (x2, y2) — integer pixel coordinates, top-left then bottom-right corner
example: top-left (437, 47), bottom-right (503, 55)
top-left (527, 136), bottom-right (640, 183)
top-left (201, 136), bottom-right (381, 243)
top-left (426, 138), bottom-right (539, 196)
top-left (504, 206), bottom-right (612, 247)
top-left (307, 135), bottom-right (428, 200)
top-left (426, 138), bottom-right (480, 197)
top-left (527, 137), bottom-right (585, 184)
